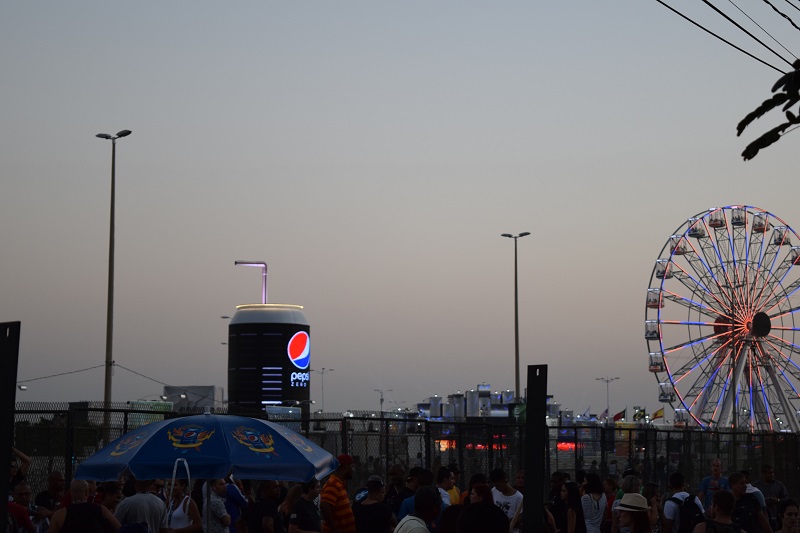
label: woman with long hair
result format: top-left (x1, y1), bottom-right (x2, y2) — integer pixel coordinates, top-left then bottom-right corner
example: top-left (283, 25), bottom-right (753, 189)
top-left (774, 498), bottom-right (799, 533)
top-left (562, 481), bottom-right (588, 533)
top-left (279, 484), bottom-right (304, 530)
top-left (166, 478), bottom-right (202, 533)
top-left (582, 474), bottom-right (608, 533)
top-left (641, 482), bottom-right (662, 533)
top-left (611, 475), bottom-right (642, 533)
top-left (617, 493), bottom-right (652, 533)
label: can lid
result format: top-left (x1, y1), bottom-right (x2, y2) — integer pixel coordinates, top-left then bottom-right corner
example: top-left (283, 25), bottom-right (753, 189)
top-left (230, 303), bottom-right (308, 325)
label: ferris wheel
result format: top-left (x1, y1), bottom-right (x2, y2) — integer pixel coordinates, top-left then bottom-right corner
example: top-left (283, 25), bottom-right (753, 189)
top-left (645, 205), bottom-right (800, 432)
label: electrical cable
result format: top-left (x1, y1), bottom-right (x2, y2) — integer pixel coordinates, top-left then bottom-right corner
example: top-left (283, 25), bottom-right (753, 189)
top-left (114, 363), bottom-right (226, 405)
top-left (726, 0), bottom-right (799, 58)
top-left (17, 364), bottom-right (106, 383)
top-left (761, 0), bottom-right (800, 32)
top-left (700, 0), bottom-right (795, 67)
top-left (655, 0), bottom-right (787, 74)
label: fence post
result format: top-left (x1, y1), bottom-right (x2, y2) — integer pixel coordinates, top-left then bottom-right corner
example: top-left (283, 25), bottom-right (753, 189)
top-left (424, 420), bottom-right (432, 470)
top-left (341, 416), bottom-right (349, 455)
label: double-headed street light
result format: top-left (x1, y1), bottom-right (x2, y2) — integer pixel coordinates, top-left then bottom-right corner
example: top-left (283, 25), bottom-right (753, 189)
top-left (313, 368), bottom-right (335, 412)
top-left (374, 388), bottom-right (393, 414)
top-left (596, 376), bottom-right (620, 420)
top-left (95, 129), bottom-right (132, 415)
top-left (501, 231), bottom-right (531, 402)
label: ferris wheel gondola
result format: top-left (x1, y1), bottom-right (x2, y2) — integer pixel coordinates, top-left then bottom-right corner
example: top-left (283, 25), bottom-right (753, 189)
top-left (645, 205), bottom-right (800, 432)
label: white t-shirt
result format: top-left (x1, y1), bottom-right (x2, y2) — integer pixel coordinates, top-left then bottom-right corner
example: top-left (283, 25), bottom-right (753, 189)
top-left (395, 515), bottom-right (431, 533)
top-left (664, 491), bottom-right (704, 531)
top-left (492, 487), bottom-right (523, 520)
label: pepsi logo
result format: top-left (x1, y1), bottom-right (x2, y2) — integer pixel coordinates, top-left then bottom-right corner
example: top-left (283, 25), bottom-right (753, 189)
top-left (287, 331), bottom-right (310, 369)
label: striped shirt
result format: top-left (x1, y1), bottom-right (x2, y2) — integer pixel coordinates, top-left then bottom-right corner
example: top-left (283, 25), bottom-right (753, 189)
top-left (321, 475), bottom-right (356, 533)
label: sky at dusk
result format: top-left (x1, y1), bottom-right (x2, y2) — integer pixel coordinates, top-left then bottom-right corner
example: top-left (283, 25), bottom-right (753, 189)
top-left (3, 1), bottom-right (800, 417)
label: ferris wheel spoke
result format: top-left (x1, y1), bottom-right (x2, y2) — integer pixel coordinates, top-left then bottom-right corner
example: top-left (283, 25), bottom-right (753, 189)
top-left (762, 272), bottom-right (800, 315)
top-left (751, 245), bottom-right (789, 312)
top-left (662, 289), bottom-right (725, 319)
top-left (763, 336), bottom-right (800, 372)
top-left (670, 265), bottom-right (732, 313)
top-left (682, 237), bottom-right (736, 305)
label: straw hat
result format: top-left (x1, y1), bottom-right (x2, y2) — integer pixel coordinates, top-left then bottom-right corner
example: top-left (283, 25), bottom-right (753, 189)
top-left (618, 493), bottom-right (649, 511)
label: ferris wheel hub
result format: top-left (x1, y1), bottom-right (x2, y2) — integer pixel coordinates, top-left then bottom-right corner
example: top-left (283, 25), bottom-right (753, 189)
top-left (749, 312), bottom-right (771, 337)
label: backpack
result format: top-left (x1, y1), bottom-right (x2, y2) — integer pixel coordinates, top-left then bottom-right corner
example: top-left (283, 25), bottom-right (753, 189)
top-left (705, 519), bottom-right (741, 533)
top-left (668, 495), bottom-right (705, 533)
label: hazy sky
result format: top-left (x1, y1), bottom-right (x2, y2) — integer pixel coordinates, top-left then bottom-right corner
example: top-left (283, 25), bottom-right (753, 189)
top-left (3, 1), bottom-right (800, 417)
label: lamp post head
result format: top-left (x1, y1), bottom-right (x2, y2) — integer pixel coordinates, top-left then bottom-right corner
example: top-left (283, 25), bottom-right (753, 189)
top-left (519, 232), bottom-right (531, 237)
top-left (116, 130), bottom-right (132, 138)
top-left (501, 233), bottom-right (513, 238)
top-left (96, 133), bottom-right (112, 140)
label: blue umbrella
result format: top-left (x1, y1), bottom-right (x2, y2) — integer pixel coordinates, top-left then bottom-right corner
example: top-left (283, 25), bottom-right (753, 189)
top-left (75, 412), bottom-right (338, 481)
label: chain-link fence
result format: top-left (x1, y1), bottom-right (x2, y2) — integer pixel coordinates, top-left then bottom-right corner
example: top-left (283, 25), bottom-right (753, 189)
top-left (12, 402), bottom-right (800, 498)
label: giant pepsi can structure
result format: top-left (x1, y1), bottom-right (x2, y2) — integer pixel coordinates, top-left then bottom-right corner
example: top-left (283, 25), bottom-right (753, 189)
top-left (227, 304), bottom-right (310, 411)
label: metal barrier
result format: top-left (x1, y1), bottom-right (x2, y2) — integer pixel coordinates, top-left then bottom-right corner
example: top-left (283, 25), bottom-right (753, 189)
top-left (12, 403), bottom-right (800, 498)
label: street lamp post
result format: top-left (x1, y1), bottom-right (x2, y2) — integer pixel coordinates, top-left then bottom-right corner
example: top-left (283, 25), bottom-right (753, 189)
top-left (374, 388), bottom-right (393, 415)
top-left (501, 231), bottom-right (531, 402)
top-left (95, 129), bottom-right (132, 420)
top-left (313, 368), bottom-right (334, 412)
top-left (596, 376), bottom-right (619, 421)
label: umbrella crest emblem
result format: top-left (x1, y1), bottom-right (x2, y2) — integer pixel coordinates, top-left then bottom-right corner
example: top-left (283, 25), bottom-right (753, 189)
top-left (110, 431), bottom-right (148, 457)
top-left (231, 426), bottom-right (278, 456)
top-left (288, 433), bottom-right (313, 453)
top-left (168, 425), bottom-right (215, 451)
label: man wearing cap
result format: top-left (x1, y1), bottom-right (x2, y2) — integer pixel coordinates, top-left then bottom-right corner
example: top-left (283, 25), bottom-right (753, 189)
top-left (352, 476), bottom-right (395, 533)
top-left (321, 454), bottom-right (356, 533)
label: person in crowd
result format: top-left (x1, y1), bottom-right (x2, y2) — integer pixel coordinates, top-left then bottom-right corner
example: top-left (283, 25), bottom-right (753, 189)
top-left (754, 466), bottom-right (790, 531)
top-left (384, 464), bottom-right (407, 512)
top-left (35, 471), bottom-right (65, 517)
top-left (7, 497), bottom-right (35, 533)
top-left (246, 480), bottom-right (284, 533)
top-left (447, 464), bottom-right (462, 505)
top-left (617, 493), bottom-right (651, 533)
top-left (320, 454), bottom-right (356, 533)
top-left (390, 467), bottom-right (421, 515)
top-left (437, 467), bottom-right (456, 506)
top-left (48, 479), bottom-right (120, 533)
top-left (9, 448), bottom-right (32, 489)
top-left (96, 482), bottom-right (123, 513)
top-left (395, 486), bottom-right (442, 533)
top-left (491, 469), bottom-right (523, 523)
top-left (729, 472), bottom-right (772, 533)
top-left (582, 473), bottom-right (608, 533)
top-left (114, 478), bottom-right (167, 533)
top-left (279, 485), bottom-right (303, 531)
top-left (563, 481), bottom-right (588, 533)
top-left (166, 478), bottom-right (201, 533)
top-left (612, 475), bottom-right (643, 533)
top-left (551, 472), bottom-right (571, 533)
top-left (289, 479), bottom-right (322, 533)
top-left (397, 469), bottom-right (436, 522)
top-left (698, 459), bottom-right (731, 512)
top-left (461, 473), bottom-right (488, 505)
top-left (692, 491), bottom-right (743, 533)
top-left (440, 503), bottom-right (464, 533)
top-left (13, 481), bottom-right (48, 533)
top-left (603, 477), bottom-right (619, 533)
top-left (663, 472), bottom-right (704, 533)
top-left (226, 477), bottom-right (249, 533)
top-left (773, 498), bottom-right (798, 533)
top-left (514, 469), bottom-right (526, 495)
top-left (201, 479), bottom-right (233, 533)
top-left (147, 480), bottom-right (166, 502)
top-left (352, 476), bottom-right (395, 533)
top-left (642, 482), bottom-right (663, 531)
top-left (741, 471), bottom-right (766, 513)
top-left (470, 484), bottom-right (493, 505)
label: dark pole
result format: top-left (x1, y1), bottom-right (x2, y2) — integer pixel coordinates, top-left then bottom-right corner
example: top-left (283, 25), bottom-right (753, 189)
top-left (104, 137), bottom-right (116, 413)
top-left (514, 237), bottom-right (520, 401)
top-left (96, 130), bottom-right (131, 441)
top-left (502, 232), bottom-right (530, 401)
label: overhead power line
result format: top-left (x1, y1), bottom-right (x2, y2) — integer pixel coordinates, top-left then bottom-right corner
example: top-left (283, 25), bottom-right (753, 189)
top-left (656, 0), bottom-right (787, 74)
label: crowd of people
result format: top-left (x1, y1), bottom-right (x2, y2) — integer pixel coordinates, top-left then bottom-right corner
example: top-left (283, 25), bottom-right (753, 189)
top-left (8, 447), bottom-right (797, 533)
top-left (7, 450), bottom-right (527, 533)
top-left (546, 460), bottom-right (796, 533)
